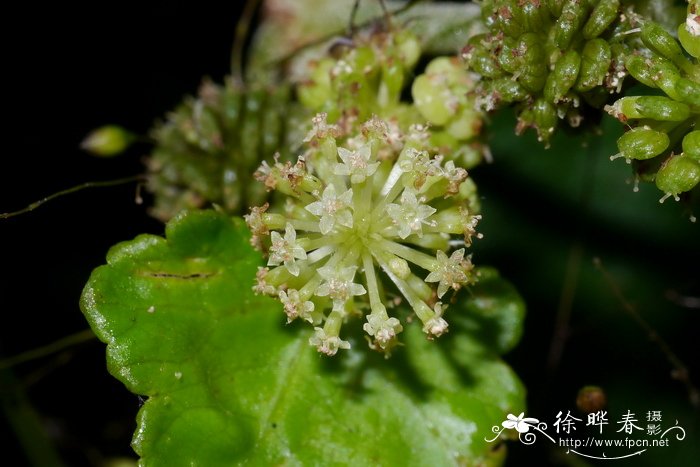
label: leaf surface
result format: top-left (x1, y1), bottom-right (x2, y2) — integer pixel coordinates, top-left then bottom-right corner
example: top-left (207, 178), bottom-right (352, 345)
top-left (82, 210), bottom-right (525, 466)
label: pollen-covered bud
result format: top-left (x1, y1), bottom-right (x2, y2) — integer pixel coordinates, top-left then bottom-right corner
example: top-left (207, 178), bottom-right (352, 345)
top-left (248, 114), bottom-right (480, 355)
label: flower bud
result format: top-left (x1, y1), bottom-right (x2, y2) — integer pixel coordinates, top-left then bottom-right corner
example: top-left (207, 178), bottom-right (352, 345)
top-left (656, 155), bottom-right (700, 202)
top-left (81, 125), bottom-right (134, 157)
top-left (641, 21), bottom-right (694, 74)
top-left (552, 0), bottom-right (588, 49)
top-left (582, 0), bottom-right (620, 40)
top-left (634, 96), bottom-right (691, 122)
top-left (675, 77), bottom-right (700, 107)
top-left (462, 34), bottom-right (504, 78)
top-left (683, 130), bottom-right (700, 161)
top-left (624, 54), bottom-right (658, 89)
top-left (611, 127), bottom-right (670, 162)
top-left (544, 50), bottom-right (581, 104)
top-left (648, 58), bottom-right (683, 101)
top-left (575, 39), bottom-right (612, 92)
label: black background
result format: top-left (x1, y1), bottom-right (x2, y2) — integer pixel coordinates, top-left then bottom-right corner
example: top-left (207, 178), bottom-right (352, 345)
top-left (2, 2), bottom-right (245, 465)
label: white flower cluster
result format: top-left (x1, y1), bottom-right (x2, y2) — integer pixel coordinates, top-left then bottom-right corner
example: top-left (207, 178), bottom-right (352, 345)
top-left (246, 114), bottom-right (481, 355)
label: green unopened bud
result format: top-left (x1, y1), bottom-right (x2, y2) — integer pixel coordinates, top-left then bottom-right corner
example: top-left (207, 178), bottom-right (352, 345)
top-left (683, 130), bottom-right (700, 161)
top-left (544, 50), bottom-right (581, 104)
top-left (517, 33), bottom-right (547, 93)
top-left (496, 2), bottom-right (525, 38)
top-left (575, 39), bottom-right (612, 92)
top-left (517, 98), bottom-right (558, 144)
top-left (521, 0), bottom-right (552, 32)
top-left (624, 54), bottom-right (658, 89)
top-left (582, 0), bottom-right (620, 39)
top-left (552, 0), bottom-right (588, 49)
top-left (491, 77), bottom-right (529, 103)
top-left (641, 22), bottom-right (694, 74)
top-left (605, 96), bottom-right (643, 121)
top-left (675, 77), bottom-right (700, 107)
top-left (462, 35), bottom-right (504, 78)
top-left (656, 155), bottom-right (700, 202)
top-left (497, 36), bottom-right (520, 74)
top-left (611, 127), bottom-right (670, 163)
top-left (412, 57), bottom-right (478, 134)
top-left (80, 125), bottom-right (134, 157)
top-left (395, 29), bottom-right (421, 69)
top-left (297, 59), bottom-right (335, 111)
top-left (635, 96), bottom-right (691, 121)
top-left (546, 0), bottom-right (564, 18)
top-left (649, 58), bottom-right (683, 101)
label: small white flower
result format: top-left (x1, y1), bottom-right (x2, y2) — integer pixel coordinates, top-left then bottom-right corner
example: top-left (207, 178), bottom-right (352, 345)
top-left (442, 160), bottom-right (468, 195)
top-left (398, 148), bottom-right (432, 172)
top-left (335, 144), bottom-right (380, 184)
top-left (386, 190), bottom-right (437, 238)
top-left (268, 223), bottom-right (307, 276)
top-left (425, 249), bottom-right (470, 298)
top-left (423, 302), bottom-right (449, 337)
top-left (305, 185), bottom-right (354, 234)
top-left (502, 413), bottom-right (540, 433)
top-left (363, 312), bottom-right (403, 349)
top-left (278, 289), bottom-right (315, 323)
top-left (309, 327), bottom-right (351, 356)
top-left (316, 265), bottom-right (366, 311)
top-left (303, 112), bottom-right (339, 142)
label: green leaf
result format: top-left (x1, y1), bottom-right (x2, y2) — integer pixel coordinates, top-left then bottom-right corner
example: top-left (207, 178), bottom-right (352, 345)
top-left (81, 210), bottom-right (525, 466)
top-left (450, 267), bottom-right (526, 355)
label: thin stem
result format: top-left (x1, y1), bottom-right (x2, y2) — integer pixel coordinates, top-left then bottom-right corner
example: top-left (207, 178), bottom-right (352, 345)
top-left (0, 329), bottom-right (95, 369)
top-left (362, 251), bottom-right (386, 315)
top-left (271, 0), bottom-right (425, 69)
top-left (231, 0), bottom-right (262, 83)
top-left (288, 219), bottom-right (323, 233)
top-left (1, 175), bottom-right (146, 220)
top-left (374, 238), bottom-right (437, 271)
top-left (371, 249), bottom-right (434, 323)
top-left (594, 257), bottom-right (700, 408)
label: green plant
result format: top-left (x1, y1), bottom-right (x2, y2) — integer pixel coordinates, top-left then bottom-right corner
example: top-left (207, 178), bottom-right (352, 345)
top-left (3, 1), bottom-right (699, 466)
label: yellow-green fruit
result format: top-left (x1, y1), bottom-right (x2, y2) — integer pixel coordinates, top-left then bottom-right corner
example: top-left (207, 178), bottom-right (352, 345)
top-left (80, 125), bottom-right (134, 157)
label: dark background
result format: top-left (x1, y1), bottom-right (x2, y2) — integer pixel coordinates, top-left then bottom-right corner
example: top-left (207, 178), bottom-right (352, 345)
top-left (2, 1), bottom-right (699, 466)
top-left (1, 2), bottom-right (246, 465)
